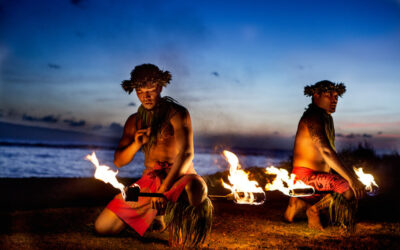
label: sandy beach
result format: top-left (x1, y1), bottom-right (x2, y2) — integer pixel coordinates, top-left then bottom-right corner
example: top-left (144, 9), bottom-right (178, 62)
top-left (1, 177), bottom-right (399, 249)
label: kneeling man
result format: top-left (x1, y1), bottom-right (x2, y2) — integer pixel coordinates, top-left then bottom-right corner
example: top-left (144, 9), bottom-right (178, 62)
top-left (284, 80), bottom-right (365, 231)
top-left (95, 64), bottom-right (212, 246)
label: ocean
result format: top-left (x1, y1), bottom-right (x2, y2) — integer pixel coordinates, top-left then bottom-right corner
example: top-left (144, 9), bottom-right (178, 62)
top-left (0, 145), bottom-right (290, 178)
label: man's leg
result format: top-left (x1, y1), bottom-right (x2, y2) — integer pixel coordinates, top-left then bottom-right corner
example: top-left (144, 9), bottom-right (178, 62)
top-left (150, 215), bottom-right (166, 232)
top-left (342, 189), bottom-right (354, 200)
top-left (184, 176), bottom-right (208, 206)
top-left (306, 194), bottom-right (333, 231)
top-left (95, 208), bottom-right (126, 235)
top-left (166, 176), bottom-right (211, 246)
top-left (284, 197), bottom-right (308, 222)
top-left (152, 176), bottom-right (208, 234)
top-left (300, 171), bottom-right (355, 230)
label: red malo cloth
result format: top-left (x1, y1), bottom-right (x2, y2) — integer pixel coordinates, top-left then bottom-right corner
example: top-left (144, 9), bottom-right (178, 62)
top-left (292, 166), bottom-right (350, 203)
top-left (107, 162), bottom-right (201, 236)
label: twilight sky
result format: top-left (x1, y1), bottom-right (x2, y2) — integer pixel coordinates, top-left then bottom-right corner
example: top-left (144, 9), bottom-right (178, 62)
top-left (1, 0), bottom-right (400, 151)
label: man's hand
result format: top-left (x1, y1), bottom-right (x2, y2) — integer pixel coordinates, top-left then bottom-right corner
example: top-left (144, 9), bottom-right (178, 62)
top-left (151, 196), bottom-right (166, 211)
top-left (349, 178), bottom-right (366, 200)
top-left (134, 128), bottom-right (151, 145)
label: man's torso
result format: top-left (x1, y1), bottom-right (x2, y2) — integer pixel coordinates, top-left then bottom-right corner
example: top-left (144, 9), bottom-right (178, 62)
top-left (292, 107), bottom-right (333, 173)
top-left (134, 101), bottom-right (195, 175)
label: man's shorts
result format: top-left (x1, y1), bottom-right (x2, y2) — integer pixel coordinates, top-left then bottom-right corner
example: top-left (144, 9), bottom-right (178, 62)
top-left (292, 166), bottom-right (350, 203)
top-left (106, 161), bottom-right (203, 236)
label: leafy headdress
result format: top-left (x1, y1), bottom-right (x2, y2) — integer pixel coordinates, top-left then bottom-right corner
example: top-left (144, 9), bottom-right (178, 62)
top-left (304, 80), bottom-right (346, 97)
top-left (121, 63), bottom-right (171, 94)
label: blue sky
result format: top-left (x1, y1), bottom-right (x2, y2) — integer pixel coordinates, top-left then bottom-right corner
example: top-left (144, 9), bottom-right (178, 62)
top-left (1, 0), bottom-right (399, 151)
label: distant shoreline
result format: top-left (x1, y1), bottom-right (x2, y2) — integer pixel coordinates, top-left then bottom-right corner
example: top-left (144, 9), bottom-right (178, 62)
top-left (0, 140), bottom-right (117, 150)
top-left (0, 139), bottom-right (292, 156)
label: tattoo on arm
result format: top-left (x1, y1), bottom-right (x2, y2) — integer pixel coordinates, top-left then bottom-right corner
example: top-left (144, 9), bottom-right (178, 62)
top-left (304, 116), bottom-right (331, 149)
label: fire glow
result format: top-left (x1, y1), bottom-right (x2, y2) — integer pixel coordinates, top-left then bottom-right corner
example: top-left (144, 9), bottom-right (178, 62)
top-left (265, 167), bottom-right (315, 197)
top-left (354, 167), bottom-right (379, 195)
top-left (85, 152), bottom-right (126, 199)
top-left (221, 150), bottom-right (266, 205)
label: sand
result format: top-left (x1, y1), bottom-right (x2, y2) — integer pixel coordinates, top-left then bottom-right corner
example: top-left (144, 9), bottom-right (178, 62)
top-left (1, 177), bottom-right (399, 249)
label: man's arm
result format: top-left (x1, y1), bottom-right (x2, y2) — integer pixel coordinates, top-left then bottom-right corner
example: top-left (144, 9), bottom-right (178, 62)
top-left (304, 115), bottom-right (364, 199)
top-left (114, 114), bottom-right (149, 168)
top-left (158, 109), bottom-right (194, 193)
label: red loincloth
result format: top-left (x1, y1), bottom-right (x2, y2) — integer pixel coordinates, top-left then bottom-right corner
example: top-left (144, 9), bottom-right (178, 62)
top-left (292, 166), bottom-right (350, 203)
top-left (106, 162), bottom-right (201, 236)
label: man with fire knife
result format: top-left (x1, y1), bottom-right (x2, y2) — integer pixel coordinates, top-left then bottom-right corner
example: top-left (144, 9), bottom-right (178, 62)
top-left (94, 64), bottom-right (212, 246)
top-left (284, 80), bottom-right (365, 231)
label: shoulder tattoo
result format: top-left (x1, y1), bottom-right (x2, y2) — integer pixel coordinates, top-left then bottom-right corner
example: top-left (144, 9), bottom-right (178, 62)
top-left (303, 116), bottom-right (326, 146)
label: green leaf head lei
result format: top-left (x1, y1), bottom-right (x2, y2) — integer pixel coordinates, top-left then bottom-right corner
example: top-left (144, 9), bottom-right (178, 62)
top-left (304, 80), bottom-right (346, 97)
top-left (121, 63), bottom-right (172, 94)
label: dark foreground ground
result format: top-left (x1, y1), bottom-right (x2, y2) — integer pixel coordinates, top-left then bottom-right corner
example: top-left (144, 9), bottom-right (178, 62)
top-left (1, 177), bottom-right (399, 249)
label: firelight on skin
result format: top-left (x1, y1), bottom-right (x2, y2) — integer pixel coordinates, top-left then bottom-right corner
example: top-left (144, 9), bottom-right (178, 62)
top-left (135, 84), bottom-right (162, 110)
top-left (313, 91), bottom-right (339, 115)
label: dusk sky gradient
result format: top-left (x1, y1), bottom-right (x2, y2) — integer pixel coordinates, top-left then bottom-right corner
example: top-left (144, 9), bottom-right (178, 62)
top-left (1, 0), bottom-right (399, 151)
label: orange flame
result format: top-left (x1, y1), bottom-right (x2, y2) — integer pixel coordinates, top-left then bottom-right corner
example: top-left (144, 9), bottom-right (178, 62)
top-left (354, 167), bottom-right (379, 193)
top-left (85, 152), bottom-right (126, 199)
top-left (265, 166), bottom-right (315, 197)
top-left (221, 150), bottom-right (265, 205)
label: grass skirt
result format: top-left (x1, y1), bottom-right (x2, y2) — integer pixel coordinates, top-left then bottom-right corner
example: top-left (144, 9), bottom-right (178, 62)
top-left (165, 197), bottom-right (213, 247)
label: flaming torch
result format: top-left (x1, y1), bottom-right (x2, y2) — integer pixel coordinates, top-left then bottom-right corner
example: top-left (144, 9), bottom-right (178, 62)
top-left (354, 167), bottom-right (379, 196)
top-left (219, 150), bottom-right (266, 205)
top-left (265, 167), bottom-right (315, 197)
top-left (86, 152), bottom-right (166, 201)
top-left (85, 152), bottom-right (127, 199)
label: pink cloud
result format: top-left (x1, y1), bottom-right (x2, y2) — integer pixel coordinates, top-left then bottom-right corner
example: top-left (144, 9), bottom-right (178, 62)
top-left (342, 121), bottom-right (400, 129)
top-left (377, 133), bottom-right (400, 139)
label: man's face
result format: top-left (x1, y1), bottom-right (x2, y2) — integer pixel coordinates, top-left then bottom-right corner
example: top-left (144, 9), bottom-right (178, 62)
top-left (135, 83), bottom-right (162, 110)
top-left (313, 91), bottom-right (339, 114)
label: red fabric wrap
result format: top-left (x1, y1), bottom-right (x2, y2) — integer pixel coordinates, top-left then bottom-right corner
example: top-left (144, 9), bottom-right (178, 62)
top-left (106, 162), bottom-right (200, 236)
top-left (292, 166), bottom-right (350, 202)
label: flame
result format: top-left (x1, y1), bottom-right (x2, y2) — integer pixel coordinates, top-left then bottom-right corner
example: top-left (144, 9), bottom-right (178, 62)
top-left (354, 167), bottom-right (379, 194)
top-left (265, 166), bottom-right (315, 197)
top-left (221, 150), bottom-right (265, 205)
top-left (85, 152), bottom-right (126, 199)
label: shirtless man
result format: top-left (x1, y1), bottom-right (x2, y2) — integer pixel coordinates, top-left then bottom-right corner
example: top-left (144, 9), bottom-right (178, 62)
top-left (284, 80), bottom-right (365, 231)
top-left (94, 64), bottom-right (212, 246)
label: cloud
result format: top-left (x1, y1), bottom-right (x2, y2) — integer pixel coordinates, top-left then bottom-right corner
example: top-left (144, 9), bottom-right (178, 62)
top-left (48, 63), bottom-right (61, 70)
top-left (22, 114), bottom-right (59, 123)
top-left (343, 121), bottom-right (400, 129)
top-left (195, 133), bottom-right (294, 151)
top-left (91, 124), bottom-right (103, 131)
top-left (128, 102), bottom-right (136, 107)
top-left (211, 71), bottom-right (220, 77)
top-left (337, 133), bottom-right (374, 139)
top-left (95, 98), bottom-right (114, 102)
top-left (109, 122), bottom-right (123, 134)
top-left (63, 119), bottom-right (86, 127)
top-left (70, 0), bottom-right (86, 8)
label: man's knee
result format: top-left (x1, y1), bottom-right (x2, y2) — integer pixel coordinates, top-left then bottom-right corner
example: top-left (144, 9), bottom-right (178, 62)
top-left (185, 177), bottom-right (208, 207)
top-left (94, 208), bottom-right (125, 235)
top-left (342, 190), bottom-right (354, 200)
